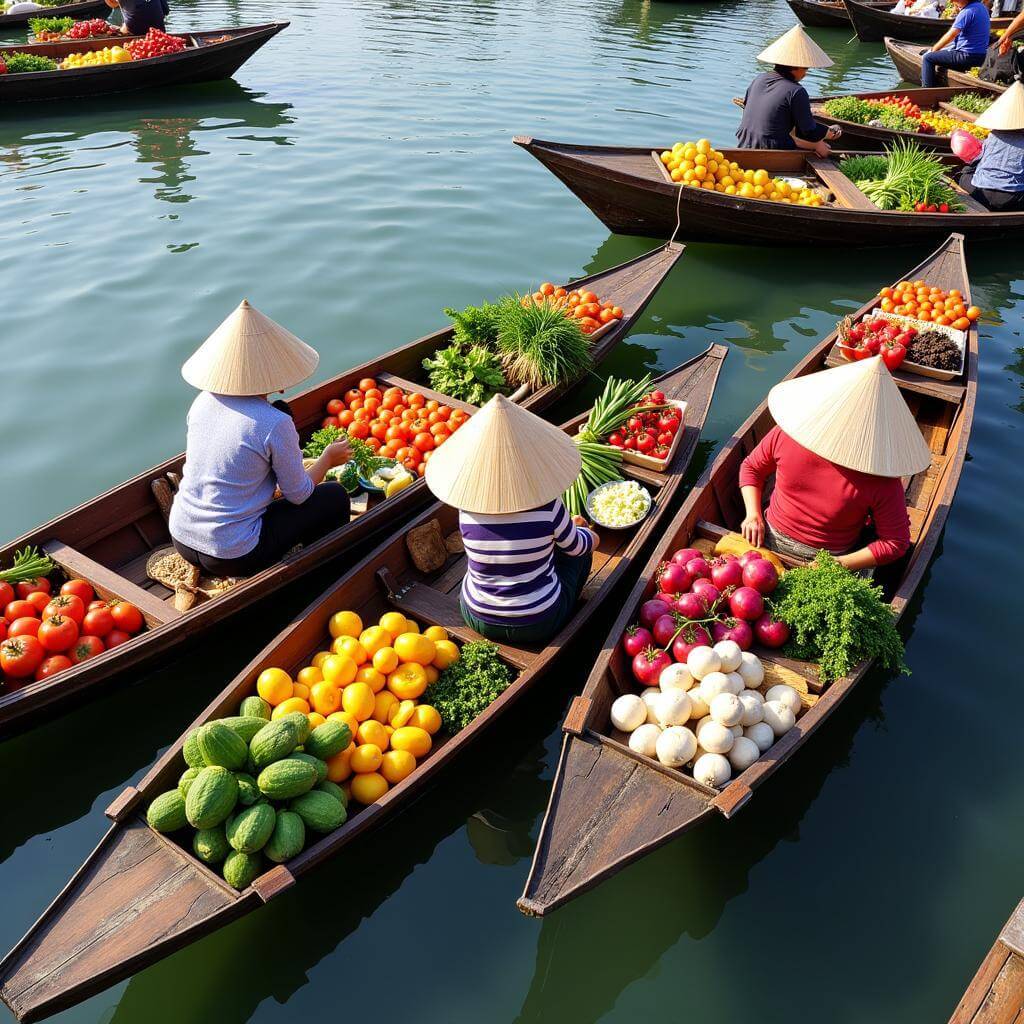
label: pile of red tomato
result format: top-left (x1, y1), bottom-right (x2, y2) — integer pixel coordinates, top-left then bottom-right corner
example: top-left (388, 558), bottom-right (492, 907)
top-left (64, 18), bottom-right (118, 39)
top-left (527, 282), bottom-right (624, 336)
top-left (125, 28), bottom-right (186, 59)
top-left (606, 389), bottom-right (682, 461)
top-left (838, 315), bottom-right (912, 371)
top-left (320, 377), bottom-right (470, 477)
top-left (0, 577), bottom-right (144, 684)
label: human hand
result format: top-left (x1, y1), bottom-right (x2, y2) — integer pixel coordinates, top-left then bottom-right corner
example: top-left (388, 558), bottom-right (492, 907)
top-left (826, 124), bottom-right (842, 140)
top-left (324, 439), bottom-right (351, 467)
top-left (999, 34), bottom-right (1012, 53)
top-left (741, 513), bottom-right (765, 548)
top-left (814, 139), bottom-right (832, 158)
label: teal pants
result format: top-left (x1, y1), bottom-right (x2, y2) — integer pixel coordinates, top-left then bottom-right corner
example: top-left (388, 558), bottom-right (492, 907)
top-left (460, 549), bottom-right (593, 646)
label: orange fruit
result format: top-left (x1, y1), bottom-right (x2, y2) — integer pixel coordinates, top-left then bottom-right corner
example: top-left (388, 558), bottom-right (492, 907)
top-left (349, 742), bottom-right (383, 773)
top-left (422, 625), bottom-right (448, 643)
top-left (297, 665), bottom-right (323, 688)
top-left (372, 646), bottom-right (399, 674)
top-left (408, 704), bottom-right (442, 735)
top-left (390, 726), bottom-right (432, 758)
top-left (966, 306), bottom-right (981, 321)
top-left (350, 771), bottom-right (388, 804)
top-left (311, 650), bottom-right (332, 670)
top-left (389, 699), bottom-right (416, 728)
top-left (321, 654), bottom-right (357, 687)
top-left (329, 610), bottom-right (363, 639)
top-left (356, 719), bottom-right (390, 750)
top-left (332, 635), bottom-right (367, 665)
top-left (373, 690), bottom-right (399, 723)
top-left (307, 712), bottom-right (327, 729)
top-left (327, 710), bottom-right (359, 739)
top-left (256, 667), bottom-right (293, 706)
top-left (310, 680), bottom-right (343, 716)
top-left (387, 662), bottom-right (428, 700)
top-left (394, 633), bottom-right (435, 666)
top-left (356, 665), bottom-right (386, 693)
top-left (272, 696), bottom-right (310, 719)
top-left (380, 749), bottom-right (416, 784)
top-left (402, 618), bottom-right (420, 634)
top-left (342, 681), bottom-right (375, 721)
top-left (292, 682), bottom-right (310, 701)
top-left (358, 626), bottom-right (391, 657)
top-left (431, 639), bottom-right (460, 670)
top-left (424, 665), bottom-right (439, 685)
top-left (378, 611), bottom-right (408, 640)
top-left (326, 743), bottom-right (354, 782)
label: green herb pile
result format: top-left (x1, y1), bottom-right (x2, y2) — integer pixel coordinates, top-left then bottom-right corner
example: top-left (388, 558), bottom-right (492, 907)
top-left (445, 301), bottom-right (501, 348)
top-left (426, 640), bottom-right (514, 732)
top-left (873, 106), bottom-right (924, 132)
top-left (0, 546), bottom-right (54, 585)
top-left (302, 426), bottom-right (393, 494)
top-left (822, 96), bottom-right (885, 125)
top-left (950, 91), bottom-right (995, 115)
top-left (858, 140), bottom-right (962, 212)
top-left (3, 52), bottom-right (59, 73)
top-left (28, 15), bottom-right (74, 34)
top-left (422, 343), bottom-right (507, 405)
top-left (495, 295), bottom-right (591, 390)
top-left (768, 552), bottom-right (907, 685)
top-left (838, 154), bottom-right (889, 183)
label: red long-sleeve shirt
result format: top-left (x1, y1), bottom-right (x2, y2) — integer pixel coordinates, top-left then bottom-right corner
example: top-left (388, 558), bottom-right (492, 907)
top-left (738, 426), bottom-right (911, 565)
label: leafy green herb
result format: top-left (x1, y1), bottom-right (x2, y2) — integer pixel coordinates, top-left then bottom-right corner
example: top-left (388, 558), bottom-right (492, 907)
top-left (768, 551), bottom-right (907, 685)
top-left (422, 343), bottom-right (507, 405)
top-left (303, 426), bottom-right (391, 486)
top-left (838, 154), bottom-right (889, 183)
top-left (426, 640), bottom-right (515, 732)
top-left (3, 52), bottom-right (59, 73)
top-left (444, 302), bottom-right (501, 348)
top-left (0, 546), bottom-right (54, 585)
top-left (859, 140), bottom-right (962, 212)
top-left (823, 96), bottom-right (888, 125)
top-left (950, 91), bottom-right (995, 115)
top-left (28, 15), bottom-right (74, 35)
top-left (495, 294), bottom-right (592, 390)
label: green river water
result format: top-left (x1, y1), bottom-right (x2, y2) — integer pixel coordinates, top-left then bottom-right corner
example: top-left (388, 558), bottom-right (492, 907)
top-left (1, 0), bottom-right (1022, 1021)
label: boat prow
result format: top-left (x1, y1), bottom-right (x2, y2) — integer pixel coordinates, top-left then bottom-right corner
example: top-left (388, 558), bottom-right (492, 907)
top-left (884, 37), bottom-right (1007, 93)
top-left (517, 728), bottom-right (713, 916)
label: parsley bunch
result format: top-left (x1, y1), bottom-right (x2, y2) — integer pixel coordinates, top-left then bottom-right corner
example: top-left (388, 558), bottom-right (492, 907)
top-left (426, 640), bottom-right (514, 732)
top-left (768, 552), bottom-right (907, 685)
top-left (422, 343), bottom-right (507, 405)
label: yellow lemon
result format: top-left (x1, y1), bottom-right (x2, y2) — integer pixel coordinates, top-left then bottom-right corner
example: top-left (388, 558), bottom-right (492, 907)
top-left (753, 168), bottom-right (769, 187)
top-left (373, 690), bottom-right (399, 724)
top-left (297, 665), bottom-right (323, 688)
top-left (693, 165), bottom-right (707, 181)
top-left (310, 680), bottom-right (343, 716)
top-left (329, 610), bottom-right (362, 639)
top-left (332, 635), bottom-right (367, 664)
top-left (257, 668), bottom-right (292, 706)
top-left (357, 719), bottom-right (390, 750)
top-left (707, 160), bottom-right (718, 174)
top-left (389, 699), bottom-right (416, 728)
top-left (721, 175), bottom-right (734, 187)
top-left (391, 726), bottom-right (432, 759)
top-left (380, 749), bottom-right (416, 784)
top-left (321, 654), bottom-right (357, 687)
top-left (292, 683), bottom-right (310, 702)
top-left (394, 633), bottom-right (435, 666)
top-left (350, 743), bottom-right (383, 773)
top-left (725, 184), bottom-right (737, 194)
top-left (311, 650), bottom-right (332, 669)
top-left (694, 152), bottom-right (707, 167)
top-left (378, 611), bottom-right (409, 639)
top-left (670, 168), bottom-right (684, 182)
top-left (350, 772), bottom-right (388, 805)
top-left (307, 712), bottom-right (326, 729)
top-left (408, 704), bottom-right (442, 735)
top-left (423, 625), bottom-right (448, 643)
top-left (424, 664), bottom-right (439, 684)
top-left (272, 696), bottom-right (310, 719)
top-left (660, 150), bottom-right (672, 163)
top-left (387, 662), bottom-right (428, 700)
top-left (356, 665), bottom-right (386, 693)
top-left (402, 618), bottom-right (420, 634)
top-left (682, 169), bottom-right (695, 183)
top-left (373, 646), bottom-right (400, 674)
top-left (358, 625), bottom-right (391, 657)
top-left (342, 682), bottom-right (376, 721)
top-left (326, 744), bottom-right (353, 782)
top-left (696, 138), bottom-right (711, 155)
top-left (327, 710), bottom-right (360, 738)
top-left (743, 169), bottom-right (755, 184)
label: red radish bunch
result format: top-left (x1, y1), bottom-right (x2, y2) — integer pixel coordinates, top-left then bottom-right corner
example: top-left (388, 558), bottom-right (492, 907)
top-left (606, 390), bottom-right (682, 461)
top-left (64, 18), bottom-right (117, 39)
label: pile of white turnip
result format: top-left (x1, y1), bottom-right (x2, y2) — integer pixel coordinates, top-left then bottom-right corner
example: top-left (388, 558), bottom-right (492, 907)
top-left (609, 639), bottom-right (802, 788)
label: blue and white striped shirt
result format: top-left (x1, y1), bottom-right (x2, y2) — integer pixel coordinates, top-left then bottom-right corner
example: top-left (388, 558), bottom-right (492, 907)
top-left (459, 499), bottom-right (595, 625)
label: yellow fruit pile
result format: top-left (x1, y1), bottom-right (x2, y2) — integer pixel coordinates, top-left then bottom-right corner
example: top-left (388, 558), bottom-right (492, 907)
top-left (256, 608), bottom-right (458, 807)
top-left (917, 110), bottom-right (988, 139)
top-left (659, 139), bottom-right (825, 206)
top-left (59, 45), bottom-right (132, 69)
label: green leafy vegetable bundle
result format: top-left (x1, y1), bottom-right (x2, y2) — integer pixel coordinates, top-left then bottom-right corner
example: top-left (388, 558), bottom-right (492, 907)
top-left (302, 426), bottom-right (392, 493)
top-left (28, 16), bottom-right (74, 35)
top-left (859, 140), bottom-right (961, 212)
top-left (768, 552), bottom-right (907, 685)
top-left (426, 640), bottom-right (514, 732)
top-left (838, 154), bottom-right (889, 184)
top-left (444, 301), bottom-right (501, 348)
top-left (0, 546), bottom-right (54, 585)
top-left (949, 91), bottom-right (995, 115)
top-left (495, 294), bottom-right (592, 390)
top-left (3, 51), bottom-right (59, 73)
top-left (422, 343), bottom-right (507, 405)
top-left (822, 96), bottom-right (886, 125)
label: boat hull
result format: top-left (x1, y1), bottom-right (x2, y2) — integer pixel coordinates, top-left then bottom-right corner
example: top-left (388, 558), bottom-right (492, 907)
top-left (846, 0), bottom-right (1012, 42)
top-left (786, 0), bottom-right (855, 26)
top-left (885, 36), bottom-right (1007, 93)
top-left (0, 0), bottom-right (106, 26)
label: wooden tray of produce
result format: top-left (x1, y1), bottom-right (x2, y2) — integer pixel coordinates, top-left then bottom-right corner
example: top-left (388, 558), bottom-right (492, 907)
top-left (870, 307), bottom-right (966, 381)
top-left (622, 399), bottom-right (688, 472)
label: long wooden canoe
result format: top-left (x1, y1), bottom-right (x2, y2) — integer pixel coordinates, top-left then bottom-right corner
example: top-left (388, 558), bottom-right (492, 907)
top-left (0, 0), bottom-right (105, 27)
top-left (885, 36), bottom-right (1008, 93)
top-left (515, 136), bottom-right (1024, 245)
top-left (846, 0), bottom-right (1012, 41)
top-left (0, 244), bottom-right (684, 738)
top-left (949, 899), bottom-right (1024, 1024)
top-left (786, 0), bottom-right (861, 26)
top-left (0, 23), bottom-right (286, 102)
top-left (0, 345), bottom-right (728, 1024)
top-left (809, 85), bottom-right (988, 151)
top-left (517, 232), bottom-right (977, 916)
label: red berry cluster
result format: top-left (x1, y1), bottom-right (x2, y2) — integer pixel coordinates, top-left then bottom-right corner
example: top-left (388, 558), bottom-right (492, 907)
top-left (126, 28), bottom-right (186, 60)
top-left (606, 390), bottom-right (681, 461)
top-left (65, 18), bottom-right (117, 39)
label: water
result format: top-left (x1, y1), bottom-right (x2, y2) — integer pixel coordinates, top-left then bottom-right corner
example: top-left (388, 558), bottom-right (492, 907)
top-left (1, 1), bottom-right (1022, 1021)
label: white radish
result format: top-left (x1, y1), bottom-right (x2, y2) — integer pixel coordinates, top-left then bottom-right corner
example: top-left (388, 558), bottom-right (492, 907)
top-left (655, 689), bottom-right (692, 728)
top-left (641, 687), bottom-right (662, 724)
top-left (686, 687), bottom-right (709, 719)
top-left (687, 646), bottom-right (722, 680)
top-left (765, 684), bottom-right (802, 718)
top-left (693, 752), bottom-right (731, 787)
top-left (763, 700), bottom-right (796, 737)
top-left (745, 721), bottom-right (775, 753)
top-left (628, 722), bottom-right (662, 757)
top-left (736, 651), bottom-right (765, 689)
top-left (713, 639), bottom-right (742, 672)
top-left (725, 671), bottom-right (745, 695)
top-left (710, 692), bottom-right (743, 727)
top-left (659, 663), bottom-right (693, 692)
top-left (728, 736), bottom-right (761, 772)
top-left (656, 726), bottom-right (698, 768)
top-left (698, 671), bottom-right (733, 704)
top-left (610, 694), bottom-right (647, 733)
top-left (738, 691), bottom-right (764, 727)
top-left (696, 719), bottom-right (735, 755)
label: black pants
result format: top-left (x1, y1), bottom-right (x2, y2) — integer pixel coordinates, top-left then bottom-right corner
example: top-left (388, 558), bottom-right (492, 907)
top-left (958, 164), bottom-right (1024, 211)
top-left (172, 482), bottom-right (351, 577)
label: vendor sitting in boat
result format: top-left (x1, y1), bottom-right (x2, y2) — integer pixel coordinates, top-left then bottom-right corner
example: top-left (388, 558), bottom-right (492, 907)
top-left (736, 26), bottom-right (841, 156)
top-left (105, 0), bottom-right (168, 34)
top-left (958, 81), bottom-right (1024, 210)
top-left (739, 355), bottom-right (931, 572)
top-left (168, 300), bottom-right (352, 577)
top-left (424, 394), bottom-right (596, 646)
top-left (921, 0), bottom-right (991, 86)
top-left (890, 0), bottom-right (942, 18)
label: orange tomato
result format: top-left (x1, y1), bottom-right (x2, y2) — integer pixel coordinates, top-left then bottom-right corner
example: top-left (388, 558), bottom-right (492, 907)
top-left (344, 388), bottom-right (361, 405)
top-left (366, 438), bottom-right (382, 453)
top-left (338, 410), bottom-right (354, 427)
top-left (880, 298), bottom-right (894, 313)
top-left (363, 397), bottom-right (381, 415)
top-left (348, 421), bottom-right (370, 440)
top-left (917, 309), bottom-right (933, 321)
top-left (966, 306), bottom-right (981, 321)
top-left (580, 291), bottom-right (598, 305)
top-left (358, 377), bottom-right (376, 392)
top-left (952, 316), bottom-right (971, 330)
top-left (413, 432), bottom-right (435, 451)
top-left (611, 306), bottom-right (623, 319)
top-left (407, 393), bottom-right (425, 408)
top-left (879, 286), bottom-right (893, 299)
top-left (425, 399), bottom-right (439, 413)
top-left (349, 396), bottom-right (364, 411)
top-left (365, 388), bottom-right (382, 401)
top-left (934, 315), bottom-right (951, 326)
top-left (539, 282), bottom-right (555, 296)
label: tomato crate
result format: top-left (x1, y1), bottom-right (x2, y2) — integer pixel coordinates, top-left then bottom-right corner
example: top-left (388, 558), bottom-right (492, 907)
top-left (621, 399), bottom-right (688, 472)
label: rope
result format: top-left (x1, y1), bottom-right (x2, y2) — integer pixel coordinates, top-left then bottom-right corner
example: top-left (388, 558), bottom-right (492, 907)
top-left (667, 177), bottom-right (685, 248)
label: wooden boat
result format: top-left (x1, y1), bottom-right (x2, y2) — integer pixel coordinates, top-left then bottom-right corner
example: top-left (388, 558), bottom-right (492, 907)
top-left (885, 36), bottom-right (1008, 93)
top-left (0, 23), bottom-right (287, 102)
top-left (514, 136), bottom-right (1024, 246)
top-left (0, 344), bottom-right (728, 1024)
top-left (809, 85), bottom-right (989, 151)
top-left (786, 0), bottom-right (861, 28)
top-left (846, 0), bottom-right (1012, 41)
top-left (949, 899), bottom-right (1024, 1024)
top-left (0, 0), bottom-right (105, 27)
top-left (4, 32), bottom-right (141, 53)
top-left (517, 232), bottom-right (977, 916)
top-left (0, 244), bottom-right (683, 739)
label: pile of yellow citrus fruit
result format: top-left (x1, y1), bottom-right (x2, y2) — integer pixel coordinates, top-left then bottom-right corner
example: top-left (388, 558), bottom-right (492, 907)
top-left (255, 607), bottom-right (458, 807)
top-left (59, 46), bottom-right (132, 69)
top-left (659, 139), bottom-right (825, 206)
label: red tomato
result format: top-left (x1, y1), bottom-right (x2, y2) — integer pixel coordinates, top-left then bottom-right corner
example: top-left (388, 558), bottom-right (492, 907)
top-left (61, 579), bottom-right (94, 605)
top-left (338, 410), bottom-right (355, 427)
top-left (326, 398), bottom-right (345, 416)
top-left (5, 599), bottom-right (37, 621)
top-left (0, 582), bottom-right (14, 608)
top-left (348, 420), bottom-right (370, 440)
top-left (413, 432), bottom-right (435, 452)
top-left (0, 618), bottom-right (6, 643)
top-left (0, 636), bottom-right (44, 678)
top-left (321, 416), bottom-right (340, 429)
top-left (105, 629), bottom-right (132, 649)
top-left (110, 602), bottom-right (143, 635)
top-left (636, 432), bottom-right (656, 453)
top-left (35, 655), bottom-right (73, 681)
top-left (344, 389), bottom-right (362, 405)
top-left (9, 617), bottom-right (41, 639)
top-left (70, 635), bottom-right (105, 664)
top-left (358, 378), bottom-right (376, 392)
top-left (27, 592), bottom-right (51, 614)
top-left (370, 422), bottom-right (388, 442)
top-left (39, 615), bottom-right (79, 653)
top-left (44, 594), bottom-right (85, 625)
top-left (82, 605), bottom-right (114, 637)
top-left (16, 578), bottom-right (50, 599)
top-left (87, 599), bottom-right (108, 612)
top-left (364, 388), bottom-right (382, 401)
top-left (365, 438), bottom-right (382, 453)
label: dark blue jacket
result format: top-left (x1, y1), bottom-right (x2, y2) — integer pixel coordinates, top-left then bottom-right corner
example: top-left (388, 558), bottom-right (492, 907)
top-left (120, 0), bottom-right (168, 35)
top-left (736, 70), bottom-right (828, 150)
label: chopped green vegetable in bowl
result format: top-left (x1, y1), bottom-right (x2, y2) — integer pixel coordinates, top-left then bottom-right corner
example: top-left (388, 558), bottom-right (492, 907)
top-left (586, 480), bottom-right (651, 530)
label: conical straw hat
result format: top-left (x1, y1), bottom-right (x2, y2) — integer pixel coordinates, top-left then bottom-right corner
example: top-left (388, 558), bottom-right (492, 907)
top-left (425, 394), bottom-right (582, 514)
top-left (976, 81), bottom-right (1024, 132)
top-left (758, 25), bottom-right (833, 69)
top-left (181, 300), bottom-right (319, 396)
top-left (767, 355), bottom-right (931, 477)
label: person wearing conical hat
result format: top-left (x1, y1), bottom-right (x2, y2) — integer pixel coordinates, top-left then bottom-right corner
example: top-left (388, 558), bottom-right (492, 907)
top-left (735, 26), bottom-right (842, 155)
top-left (168, 300), bottom-right (353, 577)
top-left (956, 81), bottom-right (1024, 211)
top-left (738, 356), bottom-right (931, 572)
top-left (921, 0), bottom-right (990, 87)
top-left (424, 394), bottom-right (597, 645)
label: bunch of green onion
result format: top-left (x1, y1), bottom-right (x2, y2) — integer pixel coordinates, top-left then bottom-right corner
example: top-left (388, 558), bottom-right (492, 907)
top-left (859, 140), bottom-right (961, 212)
top-left (0, 547), bottom-right (54, 585)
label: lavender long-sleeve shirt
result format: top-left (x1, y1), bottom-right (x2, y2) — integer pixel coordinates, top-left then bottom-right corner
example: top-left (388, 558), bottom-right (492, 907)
top-left (169, 392), bottom-right (314, 559)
